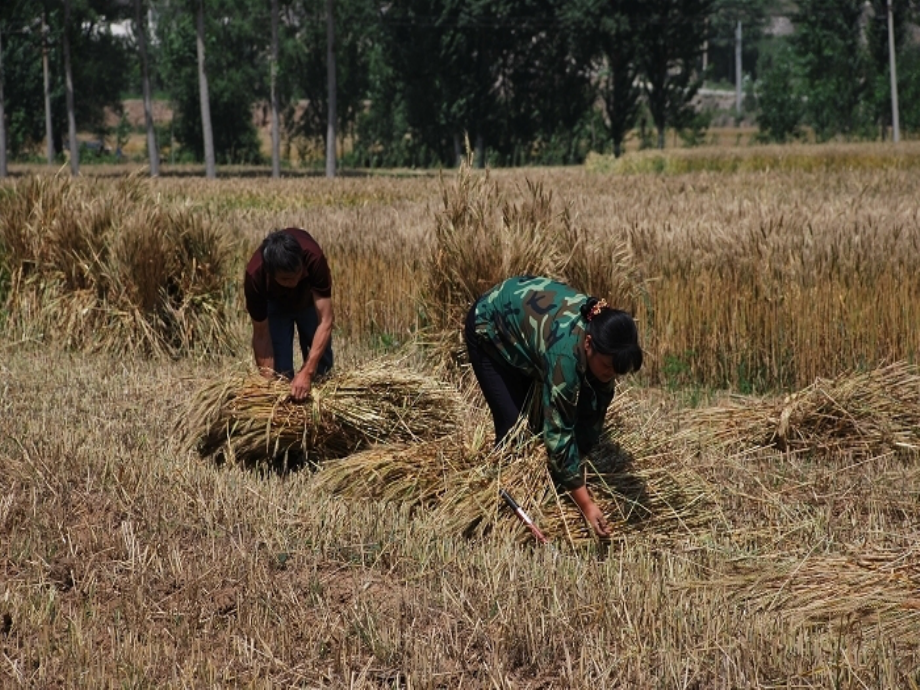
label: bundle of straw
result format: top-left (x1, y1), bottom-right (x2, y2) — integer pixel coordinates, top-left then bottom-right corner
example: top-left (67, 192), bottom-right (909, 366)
top-left (181, 360), bottom-right (463, 465)
top-left (683, 362), bottom-right (920, 456)
top-left (317, 389), bottom-right (714, 546)
top-left (719, 547), bottom-right (920, 645)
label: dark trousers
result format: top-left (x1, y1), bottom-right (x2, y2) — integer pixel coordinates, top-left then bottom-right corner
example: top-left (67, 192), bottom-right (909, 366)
top-left (464, 303), bottom-right (534, 445)
top-left (267, 301), bottom-right (334, 380)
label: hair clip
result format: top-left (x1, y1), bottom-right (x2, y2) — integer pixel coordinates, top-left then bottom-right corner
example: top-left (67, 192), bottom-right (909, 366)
top-left (588, 298), bottom-right (608, 321)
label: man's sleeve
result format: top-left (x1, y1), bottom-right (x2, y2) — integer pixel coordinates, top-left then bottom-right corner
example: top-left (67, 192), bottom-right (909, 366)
top-left (306, 249), bottom-right (332, 298)
top-left (542, 358), bottom-right (584, 491)
top-left (243, 269), bottom-right (268, 322)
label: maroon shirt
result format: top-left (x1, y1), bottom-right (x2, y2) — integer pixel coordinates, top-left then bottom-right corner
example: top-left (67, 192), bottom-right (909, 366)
top-left (243, 228), bottom-right (332, 322)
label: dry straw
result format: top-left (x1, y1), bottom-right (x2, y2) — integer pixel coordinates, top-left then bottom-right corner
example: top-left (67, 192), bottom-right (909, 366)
top-left (716, 547), bottom-right (920, 646)
top-left (0, 174), bottom-right (239, 355)
top-left (181, 358), bottom-right (463, 466)
top-left (421, 156), bottom-right (643, 376)
top-left (316, 389), bottom-right (715, 547)
top-left (682, 361), bottom-right (920, 456)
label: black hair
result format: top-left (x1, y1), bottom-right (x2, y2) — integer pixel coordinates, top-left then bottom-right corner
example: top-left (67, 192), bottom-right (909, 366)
top-left (261, 230), bottom-right (303, 275)
top-left (579, 298), bottom-right (643, 375)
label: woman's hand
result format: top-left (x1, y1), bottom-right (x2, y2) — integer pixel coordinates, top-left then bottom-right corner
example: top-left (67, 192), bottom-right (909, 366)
top-left (569, 485), bottom-right (611, 538)
top-left (582, 501), bottom-right (610, 538)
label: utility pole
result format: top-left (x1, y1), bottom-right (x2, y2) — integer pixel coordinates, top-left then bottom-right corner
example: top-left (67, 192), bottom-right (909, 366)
top-left (887, 0), bottom-right (900, 142)
top-left (735, 20), bottom-right (743, 118)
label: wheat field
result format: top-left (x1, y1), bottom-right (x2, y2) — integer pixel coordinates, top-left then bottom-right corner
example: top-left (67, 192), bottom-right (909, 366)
top-left (1, 143), bottom-right (919, 687)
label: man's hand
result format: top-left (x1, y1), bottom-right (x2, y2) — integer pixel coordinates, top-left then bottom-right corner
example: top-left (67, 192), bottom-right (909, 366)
top-left (290, 369), bottom-right (312, 401)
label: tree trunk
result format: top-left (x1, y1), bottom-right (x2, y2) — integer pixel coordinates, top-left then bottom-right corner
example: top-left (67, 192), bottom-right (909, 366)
top-left (0, 26), bottom-right (7, 177)
top-left (64, 0), bottom-right (79, 175)
top-left (325, 0), bottom-right (336, 178)
top-left (42, 13), bottom-right (55, 165)
top-left (657, 127), bottom-right (665, 150)
top-left (887, 0), bottom-right (901, 143)
top-left (196, 0), bottom-right (216, 178)
top-left (135, 0), bottom-right (159, 176)
top-left (475, 131), bottom-right (484, 168)
top-left (270, 0), bottom-right (280, 178)
top-left (735, 20), bottom-right (743, 118)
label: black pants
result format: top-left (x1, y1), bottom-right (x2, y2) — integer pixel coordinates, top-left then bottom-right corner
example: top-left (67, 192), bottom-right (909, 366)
top-left (464, 303), bottom-right (535, 445)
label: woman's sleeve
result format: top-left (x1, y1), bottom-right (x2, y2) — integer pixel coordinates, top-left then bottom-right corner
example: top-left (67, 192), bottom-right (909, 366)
top-left (575, 382), bottom-right (615, 455)
top-left (542, 358), bottom-right (585, 490)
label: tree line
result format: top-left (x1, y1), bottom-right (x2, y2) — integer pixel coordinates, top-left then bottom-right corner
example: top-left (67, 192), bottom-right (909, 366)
top-left (1, 0), bottom-right (918, 174)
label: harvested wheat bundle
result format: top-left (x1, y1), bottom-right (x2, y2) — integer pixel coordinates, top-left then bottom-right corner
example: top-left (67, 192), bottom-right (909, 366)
top-left (433, 427), bottom-right (713, 546)
top-left (316, 389), bottom-right (714, 546)
top-left (0, 174), bottom-right (238, 355)
top-left (719, 548), bottom-right (920, 645)
top-left (682, 362), bottom-right (920, 456)
top-left (181, 360), bottom-right (463, 465)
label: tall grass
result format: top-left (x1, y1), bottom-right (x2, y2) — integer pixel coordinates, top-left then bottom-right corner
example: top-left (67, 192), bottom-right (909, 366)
top-left (421, 159), bottom-right (642, 373)
top-left (3, 151), bottom-right (918, 388)
top-left (585, 140), bottom-right (920, 175)
top-left (0, 174), bottom-right (240, 355)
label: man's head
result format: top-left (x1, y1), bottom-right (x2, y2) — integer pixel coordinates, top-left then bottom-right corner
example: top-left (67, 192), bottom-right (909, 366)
top-left (262, 230), bottom-right (304, 287)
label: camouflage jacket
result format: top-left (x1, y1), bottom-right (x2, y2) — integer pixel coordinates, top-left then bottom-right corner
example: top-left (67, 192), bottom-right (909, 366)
top-left (472, 276), bottom-right (615, 490)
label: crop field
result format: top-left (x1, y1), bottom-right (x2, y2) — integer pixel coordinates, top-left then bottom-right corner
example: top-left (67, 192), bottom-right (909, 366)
top-left (1, 143), bottom-right (919, 688)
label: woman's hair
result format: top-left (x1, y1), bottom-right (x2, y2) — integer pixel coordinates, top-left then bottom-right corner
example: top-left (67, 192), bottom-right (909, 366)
top-left (261, 230), bottom-right (303, 275)
top-left (579, 297), bottom-right (643, 375)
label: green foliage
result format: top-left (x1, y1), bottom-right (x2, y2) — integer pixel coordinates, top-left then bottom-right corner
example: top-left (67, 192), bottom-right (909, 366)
top-left (0, 0), bottom-right (132, 159)
top-left (900, 46), bottom-right (920, 133)
top-left (588, 0), bottom-right (645, 157)
top-left (282, 0), bottom-right (376, 159)
top-left (366, 0), bottom-right (600, 167)
top-left (677, 109), bottom-right (712, 147)
top-left (637, 0), bottom-right (713, 149)
top-left (754, 43), bottom-right (803, 143)
top-left (155, 0), bottom-right (265, 165)
top-left (792, 0), bottom-right (870, 141)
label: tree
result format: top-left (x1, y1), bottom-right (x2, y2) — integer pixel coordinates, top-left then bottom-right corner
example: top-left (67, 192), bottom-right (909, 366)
top-left (325, 0), bottom-right (335, 177)
top-left (754, 42), bottom-right (803, 142)
top-left (792, 0), bottom-right (868, 140)
top-left (43, 11), bottom-right (54, 164)
top-left (63, 0), bottom-right (79, 174)
top-left (156, 0), bottom-right (265, 165)
top-left (638, 0), bottom-right (713, 149)
top-left (282, 0), bottom-right (374, 166)
top-left (0, 23), bottom-right (7, 177)
top-left (270, 0), bottom-right (280, 177)
top-left (374, 0), bottom-right (597, 167)
top-left (195, 0), bottom-right (215, 177)
top-left (0, 1), bottom-right (130, 163)
top-left (589, 0), bottom-right (644, 157)
top-left (134, 0), bottom-right (159, 175)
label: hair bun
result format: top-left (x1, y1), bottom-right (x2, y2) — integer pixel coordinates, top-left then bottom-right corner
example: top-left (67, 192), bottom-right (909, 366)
top-left (581, 297), bottom-right (608, 322)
